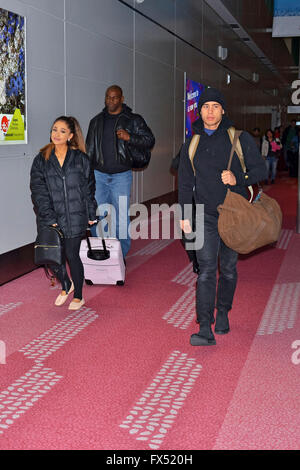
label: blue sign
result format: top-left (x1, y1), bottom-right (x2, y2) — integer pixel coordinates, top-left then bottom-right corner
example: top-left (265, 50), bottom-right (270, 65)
top-left (185, 79), bottom-right (206, 138)
top-left (273, 0), bottom-right (300, 37)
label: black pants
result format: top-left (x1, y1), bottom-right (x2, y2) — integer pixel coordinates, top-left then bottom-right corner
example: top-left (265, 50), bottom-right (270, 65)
top-left (51, 237), bottom-right (84, 300)
top-left (195, 213), bottom-right (238, 331)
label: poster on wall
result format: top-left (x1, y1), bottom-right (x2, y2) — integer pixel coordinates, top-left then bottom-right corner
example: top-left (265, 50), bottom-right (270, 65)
top-left (272, 0), bottom-right (300, 37)
top-left (0, 8), bottom-right (26, 145)
top-left (185, 79), bottom-right (206, 138)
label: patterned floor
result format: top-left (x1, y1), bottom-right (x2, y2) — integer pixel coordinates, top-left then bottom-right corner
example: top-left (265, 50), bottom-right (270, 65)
top-left (0, 175), bottom-right (299, 450)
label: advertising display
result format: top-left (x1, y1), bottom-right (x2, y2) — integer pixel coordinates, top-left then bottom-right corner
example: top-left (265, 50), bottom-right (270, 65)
top-left (0, 8), bottom-right (26, 144)
top-left (273, 0), bottom-right (300, 37)
top-left (185, 79), bottom-right (206, 138)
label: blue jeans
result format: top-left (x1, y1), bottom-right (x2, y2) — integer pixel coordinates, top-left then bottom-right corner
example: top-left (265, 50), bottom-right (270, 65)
top-left (196, 213), bottom-right (238, 333)
top-left (91, 170), bottom-right (133, 257)
top-left (265, 156), bottom-right (278, 182)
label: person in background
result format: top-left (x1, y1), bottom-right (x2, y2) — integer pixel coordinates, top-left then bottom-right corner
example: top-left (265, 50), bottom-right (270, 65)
top-left (30, 116), bottom-right (97, 310)
top-left (86, 85), bottom-right (155, 261)
top-left (252, 127), bottom-right (262, 149)
top-left (274, 125), bottom-right (285, 171)
top-left (261, 128), bottom-right (282, 184)
top-left (288, 127), bottom-right (300, 178)
top-left (178, 87), bottom-right (267, 347)
top-left (282, 120), bottom-right (298, 169)
top-left (274, 126), bottom-right (282, 140)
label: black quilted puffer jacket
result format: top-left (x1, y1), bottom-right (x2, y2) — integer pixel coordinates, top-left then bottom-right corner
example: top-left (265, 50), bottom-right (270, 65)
top-left (30, 149), bottom-right (97, 238)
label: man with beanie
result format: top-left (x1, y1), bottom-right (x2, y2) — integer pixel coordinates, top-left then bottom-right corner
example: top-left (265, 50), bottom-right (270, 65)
top-left (178, 87), bottom-right (267, 346)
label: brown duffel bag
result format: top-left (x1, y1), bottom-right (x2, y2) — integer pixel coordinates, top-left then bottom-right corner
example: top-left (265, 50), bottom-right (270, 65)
top-left (217, 131), bottom-right (282, 254)
top-left (218, 188), bottom-right (282, 254)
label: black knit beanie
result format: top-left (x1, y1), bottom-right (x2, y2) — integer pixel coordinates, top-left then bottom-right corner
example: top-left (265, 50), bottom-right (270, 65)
top-left (198, 87), bottom-right (226, 110)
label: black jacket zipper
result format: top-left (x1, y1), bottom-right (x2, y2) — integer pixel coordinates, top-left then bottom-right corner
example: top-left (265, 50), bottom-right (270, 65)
top-left (63, 176), bottom-right (71, 235)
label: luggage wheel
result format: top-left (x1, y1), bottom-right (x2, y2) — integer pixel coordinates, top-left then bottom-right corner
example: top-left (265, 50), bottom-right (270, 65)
top-left (116, 280), bottom-right (125, 286)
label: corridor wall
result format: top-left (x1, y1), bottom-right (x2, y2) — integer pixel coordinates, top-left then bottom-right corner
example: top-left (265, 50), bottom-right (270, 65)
top-left (0, 0), bottom-right (279, 256)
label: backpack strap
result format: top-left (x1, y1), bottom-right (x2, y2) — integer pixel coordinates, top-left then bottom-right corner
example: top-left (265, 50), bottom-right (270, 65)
top-left (227, 127), bottom-right (246, 172)
top-left (188, 134), bottom-right (200, 175)
top-left (227, 127), bottom-right (254, 203)
top-left (188, 128), bottom-right (253, 202)
top-left (189, 129), bottom-right (245, 175)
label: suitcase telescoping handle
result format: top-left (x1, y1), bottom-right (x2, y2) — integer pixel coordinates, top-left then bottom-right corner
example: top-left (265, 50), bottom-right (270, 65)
top-left (86, 227), bottom-right (109, 258)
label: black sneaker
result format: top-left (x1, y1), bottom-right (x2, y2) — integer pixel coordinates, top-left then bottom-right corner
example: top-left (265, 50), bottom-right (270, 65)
top-left (190, 333), bottom-right (216, 346)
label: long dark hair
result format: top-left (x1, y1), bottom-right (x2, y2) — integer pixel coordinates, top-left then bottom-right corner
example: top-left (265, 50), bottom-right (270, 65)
top-left (40, 116), bottom-right (86, 160)
top-left (265, 128), bottom-right (274, 141)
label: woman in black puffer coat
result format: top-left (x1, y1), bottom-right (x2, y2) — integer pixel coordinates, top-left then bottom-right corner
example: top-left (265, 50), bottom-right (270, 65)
top-left (30, 116), bottom-right (97, 310)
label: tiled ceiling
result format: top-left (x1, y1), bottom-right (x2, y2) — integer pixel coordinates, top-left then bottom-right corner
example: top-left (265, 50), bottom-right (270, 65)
top-left (207, 0), bottom-right (298, 102)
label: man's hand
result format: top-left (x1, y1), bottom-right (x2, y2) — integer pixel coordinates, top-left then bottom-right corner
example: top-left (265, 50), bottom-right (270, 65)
top-left (116, 129), bottom-right (130, 142)
top-left (221, 170), bottom-right (236, 186)
top-left (180, 220), bottom-right (192, 234)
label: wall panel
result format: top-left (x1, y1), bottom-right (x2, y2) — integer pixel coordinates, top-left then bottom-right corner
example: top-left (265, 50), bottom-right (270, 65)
top-left (65, 0), bottom-right (133, 48)
top-left (19, 0), bottom-right (64, 17)
top-left (135, 53), bottom-right (174, 202)
top-left (135, 13), bottom-right (174, 66)
top-left (0, 0), bottom-right (282, 260)
top-left (27, 69), bottom-right (65, 152)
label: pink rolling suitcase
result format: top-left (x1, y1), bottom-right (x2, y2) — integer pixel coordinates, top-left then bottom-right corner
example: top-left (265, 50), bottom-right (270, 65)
top-left (80, 235), bottom-right (125, 286)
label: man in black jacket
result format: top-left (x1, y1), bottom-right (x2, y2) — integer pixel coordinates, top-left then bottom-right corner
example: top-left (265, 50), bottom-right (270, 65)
top-left (86, 85), bottom-right (155, 258)
top-left (178, 87), bottom-right (267, 346)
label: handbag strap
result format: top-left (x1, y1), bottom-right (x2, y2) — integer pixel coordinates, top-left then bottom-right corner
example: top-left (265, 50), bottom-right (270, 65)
top-left (227, 129), bottom-right (254, 203)
top-left (227, 130), bottom-right (242, 171)
top-left (51, 226), bottom-right (64, 239)
top-left (227, 127), bottom-right (246, 172)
